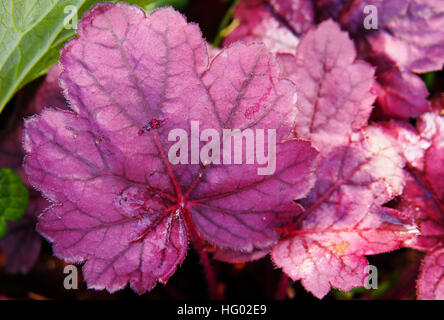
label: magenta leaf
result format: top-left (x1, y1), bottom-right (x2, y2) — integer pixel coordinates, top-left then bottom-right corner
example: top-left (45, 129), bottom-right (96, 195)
top-left (227, 0), bottom-right (444, 119)
top-left (417, 248), bottom-right (444, 300)
top-left (265, 18), bottom-right (416, 298)
top-left (368, 57), bottom-right (429, 119)
top-left (339, 0), bottom-right (444, 118)
top-left (273, 207), bottom-right (415, 298)
top-left (385, 105), bottom-right (444, 299)
top-left (272, 127), bottom-right (417, 298)
top-left (24, 3), bottom-right (318, 294)
top-left (277, 20), bottom-right (375, 152)
top-left (267, 0), bottom-right (314, 34)
top-left (341, 0), bottom-right (444, 73)
top-left (315, 0), bottom-right (349, 22)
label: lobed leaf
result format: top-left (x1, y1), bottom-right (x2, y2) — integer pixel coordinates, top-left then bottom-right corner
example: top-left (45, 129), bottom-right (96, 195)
top-left (339, 0), bottom-right (444, 118)
top-left (272, 127), bottom-right (417, 298)
top-left (384, 103), bottom-right (444, 299)
top-left (24, 3), bottom-right (318, 293)
top-left (277, 20), bottom-right (375, 152)
top-left (226, 0), bottom-right (444, 119)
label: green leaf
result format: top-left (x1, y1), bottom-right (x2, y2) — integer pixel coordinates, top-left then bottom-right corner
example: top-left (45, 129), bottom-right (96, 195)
top-left (0, 219), bottom-right (6, 238)
top-left (0, 168), bottom-right (29, 238)
top-left (331, 287), bottom-right (367, 300)
top-left (422, 72), bottom-right (437, 92)
top-left (0, 0), bottom-right (188, 114)
top-left (126, 0), bottom-right (188, 11)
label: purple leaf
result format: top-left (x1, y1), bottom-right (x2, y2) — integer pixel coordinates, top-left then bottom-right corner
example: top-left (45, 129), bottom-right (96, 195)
top-left (0, 195), bottom-right (47, 274)
top-left (339, 0), bottom-right (444, 118)
top-left (367, 55), bottom-right (429, 119)
top-left (417, 248), bottom-right (444, 300)
top-left (315, 0), bottom-right (349, 21)
top-left (267, 0), bottom-right (314, 34)
top-left (384, 104), bottom-right (444, 299)
top-left (24, 3), bottom-right (318, 294)
top-left (264, 18), bottom-right (415, 298)
top-left (341, 0), bottom-right (444, 73)
top-left (227, 0), bottom-right (444, 119)
top-left (277, 20), bottom-right (375, 152)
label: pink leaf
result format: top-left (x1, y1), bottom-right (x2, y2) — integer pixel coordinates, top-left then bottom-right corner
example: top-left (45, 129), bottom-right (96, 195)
top-left (341, 0), bottom-right (444, 73)
top-left (24, 3), bottom-right (318, 294)
top-left (268, 0), bottom-right (314, 34)
top-left (266, 18), bottom-right (415, 298)
top-left (339, 0), bottom-right (444, 118)
top-left (227, 0), bottom-right (444, 119)
top-left (277, 20), bottom-right (375, 152)
top-left (385, 105), bottom-right (444, 299)
top-left (368, 58), bottom-right (429, 119)
top-left (272, 126), bottom-right (417, 298)
top-left (273, 206), bottom-right (416, 298)
top-left (417, 248), bottom-right (444, 300)
top-left (389, 110), bottom-right (444, 251)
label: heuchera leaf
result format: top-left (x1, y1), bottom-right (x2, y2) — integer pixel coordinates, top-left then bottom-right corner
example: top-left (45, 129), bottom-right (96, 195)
top-left (224, 0), bottom-right (316, 54)
top-left (277, 20), bottom-right (375, 152)
top-left (226, 0), bottom-right (444, 119)
top-left (383, 103), bottom-right (444, 299)
top-left (340, 0), bottom-right (444, 74)
top-left (417, 248), bottom-right (444, 300)
top-left (272, 126), bottom-right (417, 298)
top-left (268, 20), bottom-right (417, 298)
top-left (315, 0), bottom-right (349, 22)
top-left (267, 0), bottom-right (314, 34)
top-left (338, 0), bottom-right (444, 118)
top-left (24, 3), bottom-right (318, 294)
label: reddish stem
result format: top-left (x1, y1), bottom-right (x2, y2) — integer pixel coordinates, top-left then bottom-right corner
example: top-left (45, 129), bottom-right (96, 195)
top-left (182, 208), bottom-right (220, 299)
top-left (275, 273), bottom-right (289, 300)
top-left (194, 241), bottom-right (220, 300)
